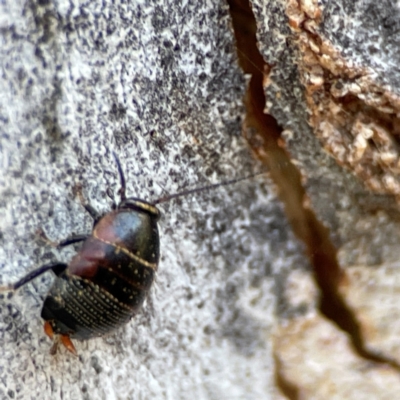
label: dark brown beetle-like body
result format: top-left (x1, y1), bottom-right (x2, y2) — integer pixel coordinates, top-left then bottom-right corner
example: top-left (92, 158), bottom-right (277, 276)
top-left (42, 200), bottom-right (160, 341)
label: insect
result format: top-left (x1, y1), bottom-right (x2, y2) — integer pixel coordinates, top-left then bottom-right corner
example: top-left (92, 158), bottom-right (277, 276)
top-left (1, 153), bottom-right (263, 355)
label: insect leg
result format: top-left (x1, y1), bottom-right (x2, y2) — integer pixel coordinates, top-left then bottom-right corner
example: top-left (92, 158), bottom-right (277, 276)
top-left (0, 262), bottom-right (68, 292)
top-left (60, 334), bottom-right (78, 356)
top-left (83, 204), bottom-right (102, 225)
top-left (44, 322), bottom-right (78, 356)
top-left (74, 182), bottom-right (102, 224)
top-left (57, 234), bottom-right (88, 248)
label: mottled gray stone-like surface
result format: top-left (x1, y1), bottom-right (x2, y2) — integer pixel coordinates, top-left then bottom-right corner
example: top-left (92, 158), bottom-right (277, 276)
top-left (0, 1), bottom-right (307, 399)
top-left (321, 1), bottom-right (400, 88)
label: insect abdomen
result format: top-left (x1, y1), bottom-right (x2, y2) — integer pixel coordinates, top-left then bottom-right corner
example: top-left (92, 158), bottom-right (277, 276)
top-left (41, 273), bottom-right (137, 339)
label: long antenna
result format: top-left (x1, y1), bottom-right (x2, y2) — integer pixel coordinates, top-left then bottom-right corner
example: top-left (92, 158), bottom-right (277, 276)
top-left (154, 172), bottom-right (266, 205)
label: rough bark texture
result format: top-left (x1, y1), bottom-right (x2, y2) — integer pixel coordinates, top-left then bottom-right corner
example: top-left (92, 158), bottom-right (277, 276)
top-left (3, 0), bottom-right (398, 398)
top-left (249, 0), bottom-right (400, 397)
top-left (0, 1), bottom-right (308, 399)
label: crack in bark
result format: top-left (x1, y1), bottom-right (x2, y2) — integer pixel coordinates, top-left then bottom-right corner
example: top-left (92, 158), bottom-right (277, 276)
top-left (227, 0), bottom-right (400, 394)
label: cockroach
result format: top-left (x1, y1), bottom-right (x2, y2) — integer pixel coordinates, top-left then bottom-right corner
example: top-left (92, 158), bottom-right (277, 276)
top-left (1, 153), bottom-right (263, 355)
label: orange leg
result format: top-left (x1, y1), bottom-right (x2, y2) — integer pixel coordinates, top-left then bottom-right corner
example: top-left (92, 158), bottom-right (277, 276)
top-left (60, 334), bottom-right (78, 356)
top-left (44, 321), bottom-right (78, 356)
top-left (43, 321), bottom-right (54, 339)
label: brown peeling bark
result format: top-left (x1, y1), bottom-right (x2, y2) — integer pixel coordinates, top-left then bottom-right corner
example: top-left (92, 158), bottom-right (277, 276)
top-left (286, 0), bottom-right (400, 200)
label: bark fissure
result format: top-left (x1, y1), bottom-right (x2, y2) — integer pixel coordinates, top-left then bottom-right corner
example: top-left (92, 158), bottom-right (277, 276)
top-left (227, 0), bottom-right (400, 389)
